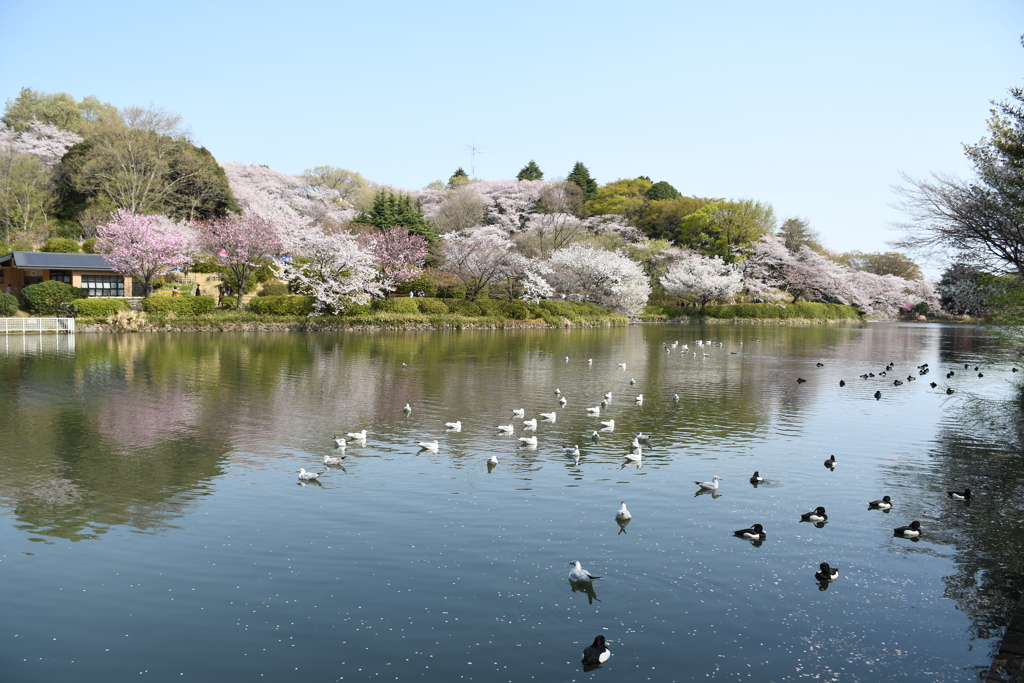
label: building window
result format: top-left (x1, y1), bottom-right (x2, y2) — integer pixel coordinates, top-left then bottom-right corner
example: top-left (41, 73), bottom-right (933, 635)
top-left (50, 270), bottom-right (72, 284)
top-left (80, 274), bottom-right (124, 297)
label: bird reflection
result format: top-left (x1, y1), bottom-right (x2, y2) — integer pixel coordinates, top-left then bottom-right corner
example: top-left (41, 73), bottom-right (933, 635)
top-left (694, 488), bottom-right (721, 499)
top-left (616, 517), bottom-right (631, 535)
top-left (817, 579), bottom-right (832, 591)
top-left (297, 478), bottom-right (323, 487)
top-left (569, 579), bottom-right (601, 605)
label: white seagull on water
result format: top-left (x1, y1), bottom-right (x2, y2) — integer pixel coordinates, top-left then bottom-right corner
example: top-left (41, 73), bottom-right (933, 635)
top-left (694, 476), bottom-right (722, 490)
top-left (444, 421), bottom-right (462, 432)
top-left (568, 560), bottom-right (602, 582)
top-left (496, 424), bottom-right (514, 433)
top-left (346, 430), bottom-right (367, 442)
top-left (511, 408), bottom-right (525, 418)
top-left (523, 418), bottom-right (537, 430)
top-left (323, 454), bottom-right (345, 466)
top-left (518, 435), bottom-right (538, 447)
top-left (599, 418), bottom-right (615, 431)
top-left (540, 411), bottom-right (556, 422)
top-left (417, 440), bottom-right (439, 452)
top-left (333, 436), bottom-right (347, 449)
top-left (616, 501), bottom-right (632, 520)
top-left (297, 468), bottom-right (323, 481)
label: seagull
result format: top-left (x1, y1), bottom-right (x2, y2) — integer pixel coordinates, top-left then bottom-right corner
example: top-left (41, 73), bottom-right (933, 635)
top-left (417, 440), bottom-right (439, 452)
top-left (694, 476), bottom-right (722, 490)
top-left (401, 362), bottom-right (407, 368)
top-left (523, 418), bottom-right (537, 430)
top-left (512, 408), bottom-right (525, 418)
top-left (604, 392), bottom-right (612, 400)
top-left (403, 403), bottom-right (412, 414)
top-left (629, 378), bottom-right (636, 385)
top-left (894, 520), bottom-right (922, 537)
top-left (800, 506), bottom-right (827, 522)
top-left (635, 432), bottom-right (650, 442)
top-left (634, 394), bottom-right (644, 405)
top-left (296, 468), bottom-right (323, 481)
top-left (346, 430), bottom-right (367, 441)
top-left (582, 635), bottom-right (611, 667)
top-left (600, 399), bottom-right (608, 408)
top-left (586, 406), bottom-right (601, 415)
top-left (629, 437), bottom-right (641, 449)
top-left (733, 523), bottom-right (766, 540)
top-left (487, 455), bottom-right (498, 466)
top-left (444, 421), bottom-right (462, 432)
top-left (815, 562), bottom-right (839, 582)
top-left (617, 363), bottom-right (626, 369)
top-left (563, 445), bottom-right (580, 456)
top-left (589, 430), bottom-right (600, 441)
top-left (673, 394), bottom-right (680, 401)
top-left (599, 419), bottom-right (615, 430)
top-left (496, 424), bottom-right (514, 433)
top-left (323, 454), bottom-right (345, 466)
top-left (559, 396), bottom-right (568, 406)
top-left (540, 411), bottom-right (556, 421)
top-left (616, 502), bottom-right (631, 521)
top-left (518, 435), bottom-right (538, 447)
top-left (624, 447), bottom-right (642, 462)
top-left (565, 356), bottom-right (569, 363)
top-left (555, 388), bottom-right (561, 395)
top-left (868, 495), bottom-right (893, 509)
top-left (568, 560), bottom-right (601, 582)
top-left (588, 358), bottom-right (594, 365)
top-left (333, 436), bottom-right (347, 449)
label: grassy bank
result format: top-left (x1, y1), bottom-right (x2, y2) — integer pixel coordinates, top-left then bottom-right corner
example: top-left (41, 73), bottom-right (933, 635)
top-left (641, 302), bottom-right (864, 322)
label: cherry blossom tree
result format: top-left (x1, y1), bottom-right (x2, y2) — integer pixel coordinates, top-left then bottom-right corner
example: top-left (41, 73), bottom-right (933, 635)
top-left (96, 209), bottom-right (193, 296)
top-left (661, 253), bottom-right (743, 312)
top-left (440, 228), bottom-right (522, 300)
top-left (196, 212), bottom-right (283, 308)
top-left (0, 122), bottom-right (82, 167)
top-left (547, 244), bottom-right (651, 317)
top-left (359, 227), bottom-right (428, 293)
top-left (276, 230), bottom-right (382, 315)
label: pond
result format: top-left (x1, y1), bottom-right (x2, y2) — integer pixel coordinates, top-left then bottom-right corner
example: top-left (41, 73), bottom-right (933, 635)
top-left (1, 323), bottom-right (1022, 682)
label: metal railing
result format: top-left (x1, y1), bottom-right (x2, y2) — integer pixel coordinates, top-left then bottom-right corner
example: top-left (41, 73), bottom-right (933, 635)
top-left (0, 317), bottom-right (76, 334)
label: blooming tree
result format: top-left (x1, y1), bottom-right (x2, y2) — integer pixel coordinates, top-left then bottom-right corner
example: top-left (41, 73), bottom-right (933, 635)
top-left (277, 230), bottom-right (382, 315)
top-left (661, 253), bottom-right (743, 312)
top-left (440, 228), bottom-right (522, 300)
top-left (547, 244), bottom-right (651, 317)
top-left (96, 209), bottom-right (193, 296)
top-left (359, 227), bottom-right (428, 293)
top-left (196, 212), bottom-right (283, 308)
top-left (0, 122), bottom-right (82, 167)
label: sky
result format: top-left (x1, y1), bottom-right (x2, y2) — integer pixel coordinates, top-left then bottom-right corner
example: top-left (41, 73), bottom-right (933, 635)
top-left (2, 0), bottom-right (1022, 273)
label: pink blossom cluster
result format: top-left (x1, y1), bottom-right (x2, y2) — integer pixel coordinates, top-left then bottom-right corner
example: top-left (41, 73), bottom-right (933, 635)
top-left (0, 122), bottom-right (82, 167)
top-left (96, 209), bottom-right (193, 294)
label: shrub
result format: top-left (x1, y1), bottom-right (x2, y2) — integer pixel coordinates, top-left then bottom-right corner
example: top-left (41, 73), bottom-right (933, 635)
top-left (142, 295), bottom-right (216, 316)
top-left (372, 297), bottom-right (420, 314)
top-left (394, 273), bottom-right (440, 297)
top-left (21, 280), bottom-right (87, 315)
top-left (701, 302), bottom-right (862, 321)
top-left (74, 298), bottom-right (128, 317)
top-left (0, 292), bottom-right (18, 316)
top-left (341, 302), bottom-right (372, 316)
top-left (445, 299), bottom-right (483, 316)
top-left (257, 280), bottom-right (290, 297)
top-left (81, 237), bottom-right (98, 254)
top-left (416, 297), bottom-right (449, 314)
top-left (478, 299), bottom-right (532, 319)
top-left (246, 295), bottom-right (315, 316)
top-left (40, 237), bottom-right (81, 253)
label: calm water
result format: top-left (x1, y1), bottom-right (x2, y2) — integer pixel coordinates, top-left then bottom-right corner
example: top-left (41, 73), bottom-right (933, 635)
top-left (1, 324), bottom-right (1021, 682)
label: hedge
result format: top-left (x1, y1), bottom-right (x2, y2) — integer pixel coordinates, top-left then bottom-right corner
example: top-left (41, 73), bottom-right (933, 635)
top-left (416, 297), bottom-right (449, 314)
top-left (142, 295), bottom-right (217, 316)
top-left (445, 299), bottom-right (483, 316)
top-left (21, 281), bottom-right (87, 315)
top-left (477, 298), bottom-right (532, 320)
top-left (0, 292), bottom-right (18, 316)
top-left (74, 298), bottom-right (128, 317)
top-left (246, 295), bottom-right (315, 316)
top-left (702, 302), bottom-right (862, 321)
top-left (372, 297), bottom-right (420, 314)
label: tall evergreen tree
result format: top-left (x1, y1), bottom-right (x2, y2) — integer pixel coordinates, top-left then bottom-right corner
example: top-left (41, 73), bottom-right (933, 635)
top-left (567, 162), bottom-right (598, 201)
top-left (448, 167), bottom-right (470, 188)
top-left (353, 189), bottom-right (436, 241)
top-left (646, 180), bottom-right (681, 201)
top-left (516, 160), bottom-right (543, 181)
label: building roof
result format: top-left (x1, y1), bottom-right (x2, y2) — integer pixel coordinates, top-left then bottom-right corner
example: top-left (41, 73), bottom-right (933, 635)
top-left (0, 251), bottom-right (117, 271)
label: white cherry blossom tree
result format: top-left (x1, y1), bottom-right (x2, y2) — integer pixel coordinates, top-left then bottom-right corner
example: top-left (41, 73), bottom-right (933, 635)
top-left (661, 253), bottom-right (743, 312)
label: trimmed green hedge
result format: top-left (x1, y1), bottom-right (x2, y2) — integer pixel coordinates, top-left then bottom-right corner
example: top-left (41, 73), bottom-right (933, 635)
top-left (477, 298), bottom-right (532, 320)
top-left (445, 299), bottom-right (483, 316)
top-left (372, 297), bottom-right (420, 314)
top-left (702, 302), bottom-right (862, 320)
top-left (142, 295), bottom-right (217, 316)
top-left (416, 297), bottom-right (449, 314)
top-left (21, 280), bottom-right (87, 315)
top-left (74, 298), bottom-right (128, 317)
top-left (246, 295), bottom-right (315, 316)
top-left (0, 292), bottom-right (18, 316)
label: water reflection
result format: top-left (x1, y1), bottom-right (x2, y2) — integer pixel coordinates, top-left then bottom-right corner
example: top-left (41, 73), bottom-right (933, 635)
top-left (569, 579), bottom-right (601, 605)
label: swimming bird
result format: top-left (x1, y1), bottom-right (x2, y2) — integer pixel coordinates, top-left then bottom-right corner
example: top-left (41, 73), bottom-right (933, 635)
top-left (797, 377), bottom-right (807, 384)
top-left (874, 391), bottom-right (882, 400)
top-left (346, 429), bottom-right (367, 441)
top-left (512, 408), bottom-right (525, 418)
top-left (296, 468), bottom-right (323, 481)
top-left (750, 471), bottom-right (763, 484)
top-left (333, 436), bottom-right (347, 449)
top-left (694, 476), bottom-right (722, 490)
top-left (523, 418), bottom-right (537, 430)
top-left (417, 440), bottom-right (439, 452)
top-left (518, 435), bottom-right (538, 447)
top-left (673, 393), bottom-right (680, 401)
top-left (586, 406), bottom-right (601, 415)
top-left (403, 403), bottom-right (412, 414)
top-left (800, 506), bottom-right (827, 522)
top-left (839, 380), bottom-right (846, 387)
top-left (817, 362), bottom-right (824, 367)
top-left (444, 420), bottom-right (462, 432)
top-left (824, 455), bottom-right (837, 468)
top-left (401, 362), bottom-right (407, 368)
top-left (868, 495), bottom-right (893, 509)
top-left (946, 387), bottom-right (955, 394)
top-left (539, 411), bottom-right (556, 422)
top-left (616, 501), bottom-right (631, 521)
top-left (930, 382), bottom-right (937, 388)
top-left (894, 520), bottom-right (922, 537)
top-left (568, 560), bottom-right (601, 582)
top-left (487, 455), bottom-right (498, 466)
top-left (600, 399), bottom-right (608, 408)
top-left (635, 432), bottom-right (650, 442)
top-left (634, 394), bottom-right (644, 405)
top-left (563, 445), bottom-right (580, 456)
top-left (559, 396), bottom-right (568, 406)
top-left (629, 378), bottom-right (636, 385)
top-left (624, 446), bottom-right (642, 461)
top-left (496, 424), bottom-right (514, 433)
top-left (617, 363), bottom-right (626, 369)
top-left (947, 488), bottom-right (971, 500)
top-left (814, 562), bottom-right (839, 582)
top-left (599, 418), bottom-right (615, 430)
top-left (733, 523), bottom-right (766, 540)
top-left (589, 430), bottom-right (600, 441)
top-left (629, 437), bottom-right (641, 450)
top-left (582, 635), bottom-right (611, 666)
top-left (555, 388), bottom-right (561, 395)
top-left (565, 356), bottom-right (569, 362)
top-left (604, 392), bottom-right (613, 400)
top-left (323, 454), bottom-right (345, 466)
top-left (588, 358), bottom-right (593, 365)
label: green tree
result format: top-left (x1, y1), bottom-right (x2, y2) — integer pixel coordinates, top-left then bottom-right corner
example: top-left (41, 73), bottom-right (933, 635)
top-left (0, 153), bottom-right (55, 241)
top-left (646, 180), bottom-right (681, 201)
top-left (677, 199), bottom-right (776, 261)
top-left (516, 160), bottom-right (544, 181)
top-left (777, 217), bottom-right (822, 252)
top-left (300, 165), bottom-right (371, 209)
top-left (353, 189), bottom-right (436, 240)
top-left (585, 177), bottom-right (652, 221)
top-left (837, 251), bottom-right (923, 280)
top-left (567, 162), bottom-right (598, 201)
top-left (448, 167), bottom-right (470, 189)
top-left (41, 237), bottom-right (80, 253)
top-left (636, 196), bottom-right (715, 241)
top-left (2, 88), bottom-right (119, 134)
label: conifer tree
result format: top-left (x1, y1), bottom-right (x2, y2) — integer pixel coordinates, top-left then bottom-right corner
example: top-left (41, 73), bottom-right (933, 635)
top-left (448, 167), bottom-right (470, 188)
top-left (567, 162), bottom-right (598, 201)
top-left (516, 160), bottom-right (544, 181)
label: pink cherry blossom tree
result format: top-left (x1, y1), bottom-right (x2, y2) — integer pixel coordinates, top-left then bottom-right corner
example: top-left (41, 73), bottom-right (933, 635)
top-left (196, 212), bottom-right (283, 308)
top-left (440, 228), bottom-right (522, 300)
top-left (96, 209), bottom-right (193, 296)
top-left (661, 252), bottom-right (743, 312)
top-left (0, 122), bottom-right (82, 167)
top-left (358, 227), bottom-right (428, 293)
top-left (277, 230), bottom-right (382, 315)
top-left (547, 244), bottom-right (651, 317)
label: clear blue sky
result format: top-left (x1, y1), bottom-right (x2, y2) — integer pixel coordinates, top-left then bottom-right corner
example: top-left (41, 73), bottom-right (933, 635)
top-left (2, 0), bottom-right (1022, 269)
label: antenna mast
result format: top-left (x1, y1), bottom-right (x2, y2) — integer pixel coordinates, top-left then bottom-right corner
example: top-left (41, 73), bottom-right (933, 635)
top-left (467, 137), bottom-right (481, 177)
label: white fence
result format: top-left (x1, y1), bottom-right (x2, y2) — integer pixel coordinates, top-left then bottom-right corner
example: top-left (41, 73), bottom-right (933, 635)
top-left (0, 317), bottom-right (76, 334)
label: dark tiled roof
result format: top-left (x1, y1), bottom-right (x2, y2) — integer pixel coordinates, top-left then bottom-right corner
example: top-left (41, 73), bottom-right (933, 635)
top-left (0, 251), bottom-right (117, 271)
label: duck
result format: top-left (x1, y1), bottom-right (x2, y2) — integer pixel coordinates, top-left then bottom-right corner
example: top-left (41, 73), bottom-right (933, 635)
top-left (733, 523), bottom-right (766, 540)
top-left (800, 506), bottom-right (827, 522)
top-left (581, 635), bottom-right (611, 666)
top-left (816, 362), bottom-right (825, 367)
top-left (444, 420), bottom-right (462, 432)
top-left (749, 471), bottom-right (763, 484)
top-left (539, 411), bottom-right (556, 422)
top-left (814, 562), bottom-right (839, 582)
top-left (824, 455), bottom-right (837, 468)
top-left (868, 495), bottom-right (893, 509)
top-left (629, 378), bottom-right (636, 385)
top-left (523, 418), bottom-right (537, 430)
top-left (947, 488), bottom-right (971, 500)
top-left (894, 520), bottom-right (922, 537)
top-left (346, 429), bottom-right (367, 441)
top-left (323, 454), bottom-right (345, 466)
top-left (296, 468), bottom-right (323, 481)
top-left (839, 380), bottom-right (846, 387)
top-left (417, 440), bottom-right (439, 453)
top-left (874, 390), bottom-right (882, 400)
top-left (333, 436), bottom-right (347, 449)
top-left (797, 377), bottom-right (807, 384)
top-left (946, 387), bottom-right (955, 395)
top-left (694, 476), bottom-right (722, 490)
top-left (568, 560), bottom-right (601, 583)
top-left (518, 435), bottom-right (538, 447)
top-left (511, 408), bottom-right (525, 418)
top-left (563, 445), bottom-right (580, 456)
top-left (616, 501), bottom-right (631, 521)
top-left (599, 419), bottom-right (615, 430)
top-left (496, 424), bottom-right (514, 433)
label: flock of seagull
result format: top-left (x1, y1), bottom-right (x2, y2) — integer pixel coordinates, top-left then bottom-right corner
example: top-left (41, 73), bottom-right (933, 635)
top-left (290, 338), bottom-right (1010, 670)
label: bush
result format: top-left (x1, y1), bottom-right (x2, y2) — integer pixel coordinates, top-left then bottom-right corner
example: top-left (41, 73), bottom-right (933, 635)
top-left (246, 295), bottom-right (315, 316)
top-left (416, 297), bottom-right (449, 314)
top-left (81, 237), bottom-right (98, 254)
top-left (394, 273), bottom-right (440, 297)
top-left (372, 297), bottom-right (420, 314)
top-left (445, 299), bottom-right (483, 316)
top-left (702, 302), bottom-right (862, 321)
top-left (257, 280), bottom-right (290, 297)
top-left (21, 280), bottom-right (87, 315)
top-left (0, 292), bottom-right (18, 316)
top-left (142, 295), bottom-right (216, 316)
top-left (477, 298), bottom-right (532, 320)
top-left (73, 298), bottom-right (128, 317)
top-left (40, 237), bottom-right (80, 253)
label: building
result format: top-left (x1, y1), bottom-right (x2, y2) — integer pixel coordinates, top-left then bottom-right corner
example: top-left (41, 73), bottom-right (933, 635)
top-left (0, 252), bottom-right (131, 301)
